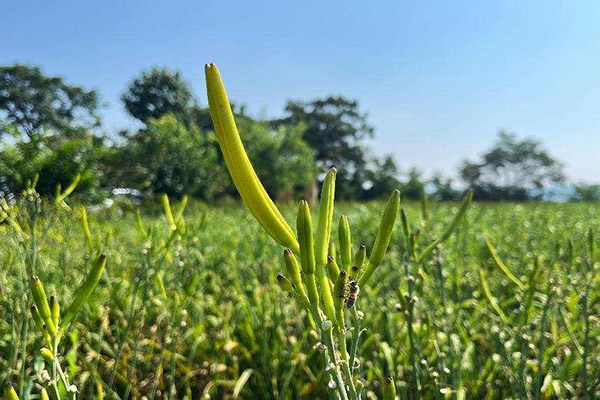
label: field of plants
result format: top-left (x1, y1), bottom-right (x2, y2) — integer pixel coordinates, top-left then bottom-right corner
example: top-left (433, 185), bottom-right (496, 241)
top-left (1, 192), bottom-right (598, 399)
top-left (0, 65), bottom-right (598, 400)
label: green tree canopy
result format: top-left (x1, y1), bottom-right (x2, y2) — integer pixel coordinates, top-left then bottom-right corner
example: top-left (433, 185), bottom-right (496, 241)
top-left (460, 131), bottom-right (565, 201)
top-left (121, 67), bottom-right (194, 124)
top-left (107, 114), bottom-right (222, 199)
top-left (571, 183), bottom-right (600, 202)
top-left (0, 64), bottom-right (100, 140)
top-left (0, 127), bottom-right (106, 197)
top-left (274, 96), bottom-right (374, 198)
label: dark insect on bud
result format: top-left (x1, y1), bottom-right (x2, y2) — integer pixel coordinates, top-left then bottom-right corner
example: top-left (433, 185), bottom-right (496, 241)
top-left (345, 280), bottom-right (360, 309)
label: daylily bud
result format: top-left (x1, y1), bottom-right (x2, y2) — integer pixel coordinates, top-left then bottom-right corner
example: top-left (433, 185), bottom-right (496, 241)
top-left (327, 256), bottom-right (341, 283)
top-left (315, 168), bottom-right (336, 267)
top-left (205, 63), bottom-right (299, 252)
top-left (29, 276), bottom-right (56, 336)
top-left (383, 377), bottom-right (397, 400)
top-left (328, 241), bottom-right (336, 260)
top-left (352, 244), bottom-right (366, 280)
top-left (333, 270), bottom-right (348, 311)
top-left (321, 320), bottom-right (333, 331)
top-left (338, 215), bottom-right (352, 270)
top-left (4, 386), bottom-right (19, 400)
top-left (297, 201), bottom-right (316, 275)
top-left (40, 347), bottom-right (54, 363)
top-left (283, 249), bottom-right (306, 297)
top-left (359, 189), bottom-right (400, 287)
top-left (315, 169), bottom-right (337, 323)
top-left (30, 305), bottom-right (44, 332)
top-left (276, 274), bottom-right (294, 295)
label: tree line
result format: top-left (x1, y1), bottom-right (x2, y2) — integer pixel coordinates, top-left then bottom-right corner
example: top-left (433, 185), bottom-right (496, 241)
top-left (1, 64), bottom-right (597, 203)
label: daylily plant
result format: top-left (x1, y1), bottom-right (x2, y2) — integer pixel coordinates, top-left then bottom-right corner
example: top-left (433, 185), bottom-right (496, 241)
top-left (206, 63), bottom-right (400, 399)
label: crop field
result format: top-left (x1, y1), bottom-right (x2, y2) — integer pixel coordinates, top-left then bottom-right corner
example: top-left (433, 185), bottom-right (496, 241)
top-left (1, 195), bottom-right (598, 399)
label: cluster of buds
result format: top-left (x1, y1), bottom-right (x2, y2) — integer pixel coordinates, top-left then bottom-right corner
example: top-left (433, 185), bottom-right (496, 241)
top-left (206, 63), bottom-right (400, 399)
top-left (23, 253), bottom-right (107, 400)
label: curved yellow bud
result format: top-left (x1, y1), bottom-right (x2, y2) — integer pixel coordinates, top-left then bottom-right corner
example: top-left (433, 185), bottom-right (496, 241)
top-left (205, 63), bottom-right (299, 253)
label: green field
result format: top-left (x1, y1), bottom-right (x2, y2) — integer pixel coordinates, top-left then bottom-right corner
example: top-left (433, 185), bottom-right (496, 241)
top-left (1, 197), bottom-right (599, 399)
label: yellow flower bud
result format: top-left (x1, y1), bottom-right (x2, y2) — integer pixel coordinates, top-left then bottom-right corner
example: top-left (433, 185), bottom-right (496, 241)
top-left (205, 63), bottom-right (299, 252)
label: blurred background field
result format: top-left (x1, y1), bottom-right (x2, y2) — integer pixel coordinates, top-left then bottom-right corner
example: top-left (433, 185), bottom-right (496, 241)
top-left (1, 197), bottom-right (598, 398)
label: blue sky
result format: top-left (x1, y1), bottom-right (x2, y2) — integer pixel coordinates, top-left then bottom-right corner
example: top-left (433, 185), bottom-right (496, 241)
top-left (2, 1), bottom-right (599, 182)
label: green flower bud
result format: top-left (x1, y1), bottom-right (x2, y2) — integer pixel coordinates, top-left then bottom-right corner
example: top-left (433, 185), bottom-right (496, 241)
top-left (327, 256), bottom-right (341, 283)
top-left (276, 273), bottom-right (294, 295)
top-left (321, 320), bottom-right (333, 331)
top-left (359, 190), bottom-right (400, 287)
top-left (205, 63), bottom-right (299, 253)
top-left (297, 201), bottom-right (316, 275)
top-left (383, 377), bottom-right (397, 400)
top-left (352, 244), bottom-right (366, 280)
top-left (29, 276), bottom-right (56, 337)
top-left (338, 215), bottom-right (352, 270)
top-left (333, 270), bottom-right (348, 311)
top-left (313, 170), bottom-right (338, 323)
top-left (40, 347), bottom-right (54, 363)
top-left (315, 168), bottom-right (336, 267)
top-left (30, 305), bottom-right (44, 332)
top-left (283, 249), bottom-right (306, 297)
top-left (328, 241), bottom-right (336, 261)
top-left (4, 385), bottom-right (19, 400)
top-left (40, 388), bottom-right (49, 400)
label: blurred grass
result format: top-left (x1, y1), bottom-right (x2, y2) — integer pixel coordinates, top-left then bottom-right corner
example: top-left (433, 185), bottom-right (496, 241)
top-left (0, 199), bottom-right (599, 398)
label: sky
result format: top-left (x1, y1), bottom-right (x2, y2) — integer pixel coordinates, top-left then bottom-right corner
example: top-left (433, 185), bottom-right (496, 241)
top-left (2, 1), bottom-right (600, 182)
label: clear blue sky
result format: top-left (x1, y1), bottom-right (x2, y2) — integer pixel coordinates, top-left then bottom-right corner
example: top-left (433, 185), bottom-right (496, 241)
top-left (2, 1), bottom-right (599, 182)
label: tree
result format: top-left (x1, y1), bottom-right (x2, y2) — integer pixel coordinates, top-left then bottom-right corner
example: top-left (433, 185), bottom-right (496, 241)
top-left (107, 114), bottom-right (222, 199)
top-left (460, 131), bottom-right (565, 201)
top-left (0, 125), bottom-right (106, 197)
top-left (429, 173), bottom-right (459, 201)
top-left (363, 155), bottom-right (400, 200)
top-left (274, 96), bottom-right (374, 198)
top-left (0, 64), bottom-right (99, 140)
top-left (122, 67), bottom-right (194, 124)
top-left (400, 167), bottom-right (426, 200)
top-left (571, 184), bottom-right (600, 202)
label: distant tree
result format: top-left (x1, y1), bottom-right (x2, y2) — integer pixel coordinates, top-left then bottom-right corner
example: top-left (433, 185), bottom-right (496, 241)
top-left (400, 167), bottom-right (426, 200)
top-left (107, 114), bottom-right (222, 198)
top-left (0, 126), bottom-right (106, 197)
top-left (460, 131), bottom-right (565, 201)
top-left (122, 67), bottom-right (194, 124)
top-left (0, 64), bottom-right (100, 140)
top-left (274, 96), bottom-right (374, 198)
top-left (571, 183), bottom-right (600, 202)
top-left (363, 155), bottom-right (400, 200)
top-left (429, 173), bottom-right (459, 201)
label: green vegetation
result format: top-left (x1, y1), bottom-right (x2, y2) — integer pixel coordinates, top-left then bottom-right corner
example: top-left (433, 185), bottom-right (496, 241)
top-left (1, 192), bottom-right (598, 398)
top-left (1, 64), bottom-right (598, 399)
